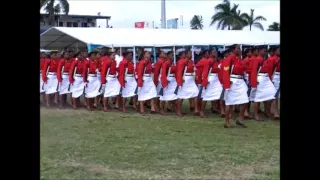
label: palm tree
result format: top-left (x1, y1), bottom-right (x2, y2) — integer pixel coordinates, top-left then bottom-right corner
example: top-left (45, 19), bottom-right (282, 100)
top-left (267, 22), bottom-right (280, 31)
top-left (40, 0), bottom-right (70, 26)
top-left (190, 15), bottom-right (204, 30)
top-left (241, 9), bottom-right (267, 31)
top-left (210, 0), bottom-right (247, 30)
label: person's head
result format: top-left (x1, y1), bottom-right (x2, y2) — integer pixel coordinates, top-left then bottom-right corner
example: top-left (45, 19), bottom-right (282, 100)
top-left (123, 51), bottom-right (133, 61)
top-left (109, 52), bottom-right (116, 60)
top-left (186, 50), bottom-right (192, 59)
top-left (40, 52), bottom-right (46, 58)
top-left (178, 49), bottom-right (186, 59)
top-left (275, 47), bottom-right (280, 56)
top-left (209, 49), bottom-right (217, 58)
top-left (252, 47), bottom-right (259, 56)
top-left (82, 51), bottom-right (88, 58)
top-left (143, 51), bottom-right (151, 60)
top-left (245, 48), bottom-right (252, 57)
top-left (63, 51), bottom-right (70, 59)
top-left (268, 47), bottom-right (275, 56)
top-left (88, 51), bottom-right (97, 60)
top-left (96, 52), bottom-right (102, 59)
top-left (74, 51), bottom-right (83, 60)
top-left (159, 51), bottom-right (166, 59)
top-left (258, 46), bottom-right (267, 56)
top-left (167, 51), bottom-right (173, 60)
top-left (223, 49), bottom-right (229, 58)
top-left (230, 44), bottom-right (240, 56)
top-left (202, 50), bottom-right (210, 58)
top-left (50, 51), bottom-right (58, 60)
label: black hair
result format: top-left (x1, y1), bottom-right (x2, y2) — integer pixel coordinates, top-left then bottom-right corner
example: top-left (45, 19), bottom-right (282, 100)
top-left (122, 51), bottom-right (133, 58)
top-left (244, 48), bottom-right (252, 55)
top-left (167, 51), bottom-right (173, 57)
top-left (74, 51), bottom-right (81, 57)
top-left (230, 44), bottom-right (238, 51)
top-left (201, 50), bottom-right (209, 57)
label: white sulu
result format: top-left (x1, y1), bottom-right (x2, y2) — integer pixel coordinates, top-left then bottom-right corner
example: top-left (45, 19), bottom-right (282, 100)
top-left (121, 75), bottom-right (138, 98)
top-left (201, 73), bottom-right (223, 101)
top-left (85, 74), bottom-right (101, 98)
top-left (224, 76), bottom-right (249, 105)
top-left (177, 74), bottom-right (199, 99)
top-left (159, 75), bottom-right (178, 101)
top-left (103, 75), bottom-right (121, 98)
top-left (45, 73), bottom-right (59, 95)
top-left (272, 72), bottom-right (280, 99)
top-left (59, 73), bottom-right (71, 95)
top-left (252, 73), bottom-right (276, 102)
top-left (138, 75), bottom-right (157, 101)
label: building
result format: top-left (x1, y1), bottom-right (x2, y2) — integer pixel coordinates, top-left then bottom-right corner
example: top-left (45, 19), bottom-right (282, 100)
top-left (40, 13), bottom-right (111, 34)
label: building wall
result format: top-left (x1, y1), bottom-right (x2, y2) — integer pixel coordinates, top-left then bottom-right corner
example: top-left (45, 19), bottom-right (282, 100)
top-left (40, 15), bottom-right (100, 34)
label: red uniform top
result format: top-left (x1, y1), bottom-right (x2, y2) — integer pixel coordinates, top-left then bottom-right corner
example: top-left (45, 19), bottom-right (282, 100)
top-left (241, 56), bottom-right (254, 84)
top-left (217, 59), bottom-right (224, 84)
top-left (40, 58), bottom-right (45, 72)
top-left (222, 54), bottom-right (244, 89)
top-left (137, 59), bottom-right (153, 87)
top-left (153, 58), bottom-right (165, 86)
top-left (69, 59), bottom-right (86, 84)
top-left (176, 58), bottom-right (194, 87)
top-left (100, 57), bottom-right (117, 84)
top-left (160, 60), bottom-right (177, 88)
top-left (195, 58), bottom-right (208, 85)
top-left (118, 59), bottom-right (135, 87)
top-left (57, 58), bottom-right (73, 83)
top-left (201, 58), bottom-right (219, 88)
top-left (82, 59), bottom-right (100, 83)
top-left (275, 57), bottom-right (280, 72)
top-left (42, 59), bottom-right (59, 83)
top-left (250, 55), bottom-right (275, 88)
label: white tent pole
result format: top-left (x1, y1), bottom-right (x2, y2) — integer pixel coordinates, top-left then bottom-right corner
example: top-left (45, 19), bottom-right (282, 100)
top-left (120, 47), bottom-right (122, 55)
top-left (153, 47), bottom-right (157, 63)
top-left (173, 46), bottom-right (176, 64)
top-left (240, 44), bottom-right (243, 59)
top-left (191, 45), bottom-right (195, 62)
top-left (267, 44), bottom-right (270, 57)
top-left (133, 46), bottom-right (136, 69)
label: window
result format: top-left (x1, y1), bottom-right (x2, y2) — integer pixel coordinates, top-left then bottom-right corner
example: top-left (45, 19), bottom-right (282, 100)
top-left (73, 22), bottom-right (78, 27)
top-left (82, 22), bottom-right (88, 27)
top-left (66, 22), bottom-right (72, 27)
top-left (58, 22), bottom-right (63, 27)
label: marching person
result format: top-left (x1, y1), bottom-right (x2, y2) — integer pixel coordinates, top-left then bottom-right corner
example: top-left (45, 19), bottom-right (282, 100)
top-left (69, 51), bottom-right (86, 109)
top-left (241, 47), bottom-right (254, 119)
top-left (195, 50), bottom-right (209, 114)
top-left (217, 50), bottom-right (228, 117)
top-left (250, 46), bottom-right (277, 121)
top-left (57, 51), bottom-right (73, 108)
top-left (42, 50), bottom-right (60, 108)
top-left (118, 51), bottom-right (137, 112)
top-left (200, 49), bottom-right (223, 118)
top-left (40, 52), bottom-right (47, 105)
top-left (222, 44), bottom-right (249, 128)
top-left (153, 51), bottom-right (167, 112)
top-left (94, 51), bottom-right (103, 108)
top-left (83, 50), bottom-right (101, 111)
top-left (271, 46), bottom-right (280, 119)
top-left (101, 51), bottom-right (121, 111)
top-left (114, 48), bottom-right (123, 108)
top-left (136, 51), bottom-right (158, 114)
top-left (176, 49), bottom-right (200, 116)
top-left (159, 51), bottom-right (178, 115)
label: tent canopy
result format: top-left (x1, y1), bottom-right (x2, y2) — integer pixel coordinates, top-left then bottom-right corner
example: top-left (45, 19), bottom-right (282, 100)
top-left (40, 27), bottom-right (280, 50)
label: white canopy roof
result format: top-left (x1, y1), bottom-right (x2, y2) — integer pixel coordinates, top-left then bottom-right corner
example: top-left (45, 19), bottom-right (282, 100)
top-left (40, 27), bottom-right (280, 50)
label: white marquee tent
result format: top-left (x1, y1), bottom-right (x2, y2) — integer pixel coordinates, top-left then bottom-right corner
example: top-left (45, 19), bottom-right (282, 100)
top-left (40, 27), bottom-right (280, 50)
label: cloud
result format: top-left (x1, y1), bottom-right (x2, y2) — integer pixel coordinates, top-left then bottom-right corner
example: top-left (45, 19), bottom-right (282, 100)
top-left (44, 0), bottom-right (279, 30)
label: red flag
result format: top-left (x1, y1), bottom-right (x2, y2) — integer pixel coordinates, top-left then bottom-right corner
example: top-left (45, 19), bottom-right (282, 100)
top-left (135, 22), bottom-right (145, 28)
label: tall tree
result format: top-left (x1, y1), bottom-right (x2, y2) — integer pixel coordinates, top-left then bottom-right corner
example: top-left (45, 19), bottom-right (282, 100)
top-left (40, 0), bottom-right (70, 26)
top-left (190, 15), bottom-right (204, 30)
top-left (210, 0), bottom-right (246, 30)
top-left (267, 22), bottom-right (280, 31)
top-left (241, 9), bottom-right (267, 31)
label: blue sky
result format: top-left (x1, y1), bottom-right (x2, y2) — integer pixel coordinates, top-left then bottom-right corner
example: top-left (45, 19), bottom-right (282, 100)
top-left (41, 0), bottom-right (280, 31)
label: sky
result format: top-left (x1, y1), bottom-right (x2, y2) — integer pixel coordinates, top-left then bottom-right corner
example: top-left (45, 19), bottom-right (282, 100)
top-left (41, 0), bottom-right (280, 31)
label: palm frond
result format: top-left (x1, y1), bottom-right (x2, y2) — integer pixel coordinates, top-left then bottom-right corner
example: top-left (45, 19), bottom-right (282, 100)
top-left (59, 0), bottom-right (69, 15)
top-left (254, 16), bottom-right (267, 22)
top-left (252, 22), bottom-right (264, 31)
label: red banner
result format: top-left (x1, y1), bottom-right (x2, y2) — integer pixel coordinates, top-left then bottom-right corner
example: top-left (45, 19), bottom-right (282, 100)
top-left (135, 22), bottom-right (145, 28)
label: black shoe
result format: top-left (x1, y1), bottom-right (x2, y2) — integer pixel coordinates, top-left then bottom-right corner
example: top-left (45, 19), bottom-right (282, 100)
top-left (236, 120), bottom-right (247, 128)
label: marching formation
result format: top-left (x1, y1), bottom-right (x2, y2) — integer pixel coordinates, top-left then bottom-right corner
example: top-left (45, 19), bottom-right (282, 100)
top-left (40, 44), bottom-right (280, 128)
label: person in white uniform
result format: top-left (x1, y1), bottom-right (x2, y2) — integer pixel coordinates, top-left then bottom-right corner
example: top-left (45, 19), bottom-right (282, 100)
top-left (271, 47), bottom-right (280, 119)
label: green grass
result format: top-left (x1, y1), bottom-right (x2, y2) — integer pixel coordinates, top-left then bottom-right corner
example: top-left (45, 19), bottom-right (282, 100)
top-left (41, 104), bottom-right (280, 180)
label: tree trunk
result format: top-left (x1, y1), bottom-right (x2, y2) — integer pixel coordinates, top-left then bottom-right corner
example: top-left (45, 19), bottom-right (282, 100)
top-left (249, 25), bottom-right (252, 31)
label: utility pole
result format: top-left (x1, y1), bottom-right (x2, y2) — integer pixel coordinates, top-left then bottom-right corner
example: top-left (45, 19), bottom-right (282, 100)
top-left (161, 0), bottom-right (166, 29)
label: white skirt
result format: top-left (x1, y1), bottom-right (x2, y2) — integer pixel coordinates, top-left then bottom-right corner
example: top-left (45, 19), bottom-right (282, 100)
top-left (71, 75), bottom-right (84, 98)
top-left (138, 75), bottom-right (157, 101)
top-left (103, 76), bottom-right (121, 98)
top-left (122, 76), bottom-right (137, 98)
top-left (252, 74), bottom-right (276, 102)
top-left (272, 73), bottom-right (280, 99)
top-left (177, 75), bottom-right (199, 99)
top-left (40, 72), bottom-right (45, 93)
top-left (201, 74), bottom-right (223, 101)
top-left (45, 73), bottom-right (59, 95)
top-left (224, 76), bottom-right (249, 105)
top-left (59, 74), bottom-right (71, 95)
top-left (156, 76), bottom-right (162, 97)
top-left (97, 72), bottom-right (101, 83)
top-left (85, 75), bottom-right (101, 98)
top-left (160, 76), bottom-right (178, 101)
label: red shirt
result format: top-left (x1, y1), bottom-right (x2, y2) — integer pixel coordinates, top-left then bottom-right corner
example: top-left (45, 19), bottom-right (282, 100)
top-left (222, 54), bottom-right (244, 89)
top-left (195, 58), bottom-right (208, 84)
top-left (137, 59), bottom-right (153, 87)
top-left (40, 58), bottom-right (45, 72)
top-left (82, 59), bottom-right (100, 83)
top-left (42, 59), bottom-right (59, 82)
top-left (217, 59), bottom-right (224, 84)
top-left (176, 58), bottom-right (194, 87)
top-left (250, 55), bottom-right (274, 88)
top-left (100, 58), bottom-right (117, 84)
top-left (118, 59), bottom-right (135, 87)
top-left (242, 56), bottom-right (254, 84)
top-left (153, 58), bottom-right (165, 86)
top-left (275, 57), bottom-right (280, 72)
top-left (69, 59), bottom-right (86, 84)
top-left (201, 58), bottom-right (219, 88)
top-left (160, 60), bottom-right (176, 88)
top-left (57, 58), bottom-right (73, 83)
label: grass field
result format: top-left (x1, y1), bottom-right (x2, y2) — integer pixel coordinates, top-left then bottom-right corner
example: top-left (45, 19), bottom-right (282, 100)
top-left (41, 104), bottom-right (280, 180)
